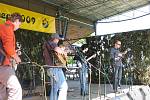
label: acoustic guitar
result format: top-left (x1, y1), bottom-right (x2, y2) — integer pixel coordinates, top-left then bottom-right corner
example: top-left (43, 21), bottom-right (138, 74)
top-left (46, 52), bottom-right (67, 79)
top-left (54, 52), bottom-right (67, 67)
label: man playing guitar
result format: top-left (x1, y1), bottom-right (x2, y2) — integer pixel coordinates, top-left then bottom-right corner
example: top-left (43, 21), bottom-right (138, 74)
top-left (110, 40), bottom-right (128, 93)
top-left (74, 44), bottom-right (89, 96)
top-left (43, 33), bottom-right (68, 100)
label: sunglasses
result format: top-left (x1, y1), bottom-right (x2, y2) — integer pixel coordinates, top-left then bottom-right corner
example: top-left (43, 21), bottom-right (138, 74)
top-left (116, 43), bottom-right (121, 45)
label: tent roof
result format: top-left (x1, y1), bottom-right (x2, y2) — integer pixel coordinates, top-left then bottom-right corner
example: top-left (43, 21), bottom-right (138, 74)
top-left (42, 0), bottom-right (149, 22)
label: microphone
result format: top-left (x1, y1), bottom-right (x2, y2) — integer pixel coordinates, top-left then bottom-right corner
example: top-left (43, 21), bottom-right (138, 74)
top-left (61, 38), bottom-right (71, 41)
top-left (19, 61), bottom-right (32, 65)
top-left (126, 48), bottom-right (133, 58)
top-left (127, 48), bottom-right (131, 52)
top-left (62, 38), bottom-right (80, 41)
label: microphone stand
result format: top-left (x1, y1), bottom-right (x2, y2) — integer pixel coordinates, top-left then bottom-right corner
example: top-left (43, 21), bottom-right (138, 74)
top-left (32, 62), bottom-right (47, 100)
top-left (21, 49), bottom-right (47, 100)
top-left (20, 49), bottom-right (37, 98)
top-left (126, 53), bottom-right (134, 91)
top-left (65, 40), bottom-right (90, 100)
top-left (17, 43), bottom-right (47, 100)
top-left (65, 39), bottom-right (108, 100)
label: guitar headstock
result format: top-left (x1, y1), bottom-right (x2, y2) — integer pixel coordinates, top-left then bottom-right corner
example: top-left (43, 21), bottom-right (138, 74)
top-left (16, 42), bottom-right (22, 55)
top-left (16, 42), bottom-right (21, 50)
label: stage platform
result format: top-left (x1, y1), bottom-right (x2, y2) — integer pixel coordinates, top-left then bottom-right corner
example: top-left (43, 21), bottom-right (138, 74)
top-left (22, 80), bottom-right (150, 100)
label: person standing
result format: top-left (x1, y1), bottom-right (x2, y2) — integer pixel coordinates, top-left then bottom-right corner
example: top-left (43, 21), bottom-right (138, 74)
top-left (74, 44), bottom-right (89, 96)
top-left (43, 33), bottom-right (68, 100)
top-left (0, 13), bottom-right (22, 100)
top-left (110, 40), bottom-right (127, 93)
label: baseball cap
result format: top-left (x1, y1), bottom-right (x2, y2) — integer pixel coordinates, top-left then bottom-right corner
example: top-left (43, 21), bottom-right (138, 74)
top-left (51, 33), bottom-right (64, 40)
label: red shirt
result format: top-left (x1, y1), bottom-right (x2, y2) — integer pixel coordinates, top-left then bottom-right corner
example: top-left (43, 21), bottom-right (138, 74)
top-left (0, 20), bottom-right (16, 66)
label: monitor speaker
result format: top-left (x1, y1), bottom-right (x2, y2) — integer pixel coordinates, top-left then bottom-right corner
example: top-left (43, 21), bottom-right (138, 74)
top-left (139, 85), bottom-right (150, 100)
top-left (127, 89), bottom-right (143, 100)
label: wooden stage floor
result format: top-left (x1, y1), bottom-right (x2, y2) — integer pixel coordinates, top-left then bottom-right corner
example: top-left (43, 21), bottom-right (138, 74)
top-left (22, 80), bottom-right (146, 100)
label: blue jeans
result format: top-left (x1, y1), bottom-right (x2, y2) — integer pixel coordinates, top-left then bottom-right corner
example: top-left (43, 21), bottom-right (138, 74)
top-left (48, 68), bottom-right (68, 100)
top-left (113, 66), bottom-right (122, 92)
top-left (77, 61), bottom-right (89, 95)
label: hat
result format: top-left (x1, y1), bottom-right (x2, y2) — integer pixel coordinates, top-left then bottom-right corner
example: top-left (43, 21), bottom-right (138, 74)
top-left (51, 33), bottom-right (64, 40)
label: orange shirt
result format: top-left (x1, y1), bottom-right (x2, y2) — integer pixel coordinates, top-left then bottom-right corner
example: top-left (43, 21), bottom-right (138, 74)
top-left (0, 20), bottom-right (16, 66)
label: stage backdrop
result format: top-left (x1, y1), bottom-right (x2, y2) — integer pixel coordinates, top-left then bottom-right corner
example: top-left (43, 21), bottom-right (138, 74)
top-left (0, 3), bottom-right (56, 33)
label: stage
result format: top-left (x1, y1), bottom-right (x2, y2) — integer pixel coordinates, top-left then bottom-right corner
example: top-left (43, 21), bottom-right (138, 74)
top-left (22, 79), bottom-right (149, 100)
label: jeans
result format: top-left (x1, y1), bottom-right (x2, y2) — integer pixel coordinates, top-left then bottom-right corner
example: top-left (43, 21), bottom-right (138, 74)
top-left (113, 66), bottom-right (122, 92)
top-left (48, 68), bottom-right (68, 100)
top-left (77, 61), bottom-right (89, 95)
top-left (0, 66), bottom-right (22, 100)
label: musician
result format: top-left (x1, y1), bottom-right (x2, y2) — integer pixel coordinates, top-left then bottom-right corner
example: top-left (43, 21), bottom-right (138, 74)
top-left (43, 33), bottom-right (68, 100)
top-left (74, 44), bottom-right (89, 96)
top-left (110, 40), bottom-right (127, 93)
top-left (0, 13), bottom-right (22, 100)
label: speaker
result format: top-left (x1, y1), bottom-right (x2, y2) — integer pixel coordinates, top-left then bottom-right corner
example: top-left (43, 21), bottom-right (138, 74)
top-left (111, 86), bottom-right (150, 100)
top-left (127, 90), bottom-right (136, 100)
top-left (127, 89), bottom-right (143, 100)
top-left (139, 85), bottom-right (150, 100)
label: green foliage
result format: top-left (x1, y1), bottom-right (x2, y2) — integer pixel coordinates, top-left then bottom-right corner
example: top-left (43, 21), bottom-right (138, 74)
top-left (15, 29), bottom-right (51, 84)
top-left (15, 28), bottom-right (150, 85)
top-left (67, 56), bottom-right (75, 64)
top-left (16, 29), bottom-right (50, 64)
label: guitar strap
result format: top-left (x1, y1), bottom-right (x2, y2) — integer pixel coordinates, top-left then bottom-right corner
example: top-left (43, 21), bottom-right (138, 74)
top-left (0, 40), bottom-right (6, 65)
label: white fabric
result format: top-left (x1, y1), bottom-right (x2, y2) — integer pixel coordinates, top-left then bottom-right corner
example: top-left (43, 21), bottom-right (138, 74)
top-left (0, 66), bottom-right (22, 100)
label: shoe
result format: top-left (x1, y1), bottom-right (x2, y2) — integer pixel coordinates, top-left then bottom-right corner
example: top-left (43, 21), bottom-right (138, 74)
top-left (68, 88), bottom-right (74, 92)
top-left (118, 86), bottom-right (121, 89)
top-left (80, 90), bottom-right (88, 96)
top-left (115, 91), bottom-right (120, 94)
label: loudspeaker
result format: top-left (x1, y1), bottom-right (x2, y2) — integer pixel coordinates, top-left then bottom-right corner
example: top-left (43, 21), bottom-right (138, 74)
top-left (127, 90), bottom-right (136, 100)
top-left (111, 86), bottom-right (150, 100)
top-left (127, 89), bottom-right (143, 100)
top-left (139, 85), bottom-right (150, 100)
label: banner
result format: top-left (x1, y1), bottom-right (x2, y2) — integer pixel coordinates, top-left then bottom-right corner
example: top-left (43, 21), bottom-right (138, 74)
top-left (0, 3), bottom-right (56, 33)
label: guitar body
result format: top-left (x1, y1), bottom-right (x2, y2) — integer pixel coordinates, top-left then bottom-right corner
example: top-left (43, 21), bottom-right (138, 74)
top-left (54, 52), bottom-right (67, 67)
